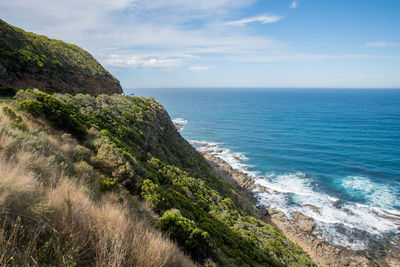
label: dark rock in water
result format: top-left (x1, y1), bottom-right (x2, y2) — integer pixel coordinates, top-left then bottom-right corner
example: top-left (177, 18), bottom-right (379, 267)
top-left (232, 154), bottom-right (245, 162)
top-left (172, 119), bottom-right (187, 132)
top-left (305, 204), bottom-right (320, 214)
top-left (0, 19), bottom-right (122, 95)
top-left (258, 185), bottom-right (269, 194)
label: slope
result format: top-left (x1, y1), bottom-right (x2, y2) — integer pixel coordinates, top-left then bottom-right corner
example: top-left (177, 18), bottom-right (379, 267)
top-left (0, 89), bottom-right (316, 266)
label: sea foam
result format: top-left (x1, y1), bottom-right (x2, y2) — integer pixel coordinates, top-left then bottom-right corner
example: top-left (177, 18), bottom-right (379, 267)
top-left (172, 118), bottom-right (188, 132)
top-left (189, 138), bottom-right (400, 250)
top-left (341, 175), bottom-right (400, 210)
top-left (255, 172), bottom-right (400, 249)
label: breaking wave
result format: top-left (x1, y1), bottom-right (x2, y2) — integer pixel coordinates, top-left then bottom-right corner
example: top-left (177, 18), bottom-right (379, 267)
top-left (190, 140), bottom-right (400, 250)
top-left (172, 118), bottom-right (188, 132)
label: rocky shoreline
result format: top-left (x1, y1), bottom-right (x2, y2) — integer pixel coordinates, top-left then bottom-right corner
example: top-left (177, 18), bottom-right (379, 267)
top-left (201, 151), bottom-right (400, 267)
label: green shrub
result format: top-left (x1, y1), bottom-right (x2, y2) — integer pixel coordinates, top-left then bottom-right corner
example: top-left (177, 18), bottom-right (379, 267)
top-left (158, 209), bottom-right (213, 262)
top-left (2, 106), bottom-right (19, 121)
top-left (99, 177), bottom-right (118, 192)
top-left (12, 121), bottom-right (28, 131)
top-left (2, 106), bottom-right (27, 130)
top-left (17, 90), bottom-right (87, 138)
top-left (18, 99), bottom-right (43, 117)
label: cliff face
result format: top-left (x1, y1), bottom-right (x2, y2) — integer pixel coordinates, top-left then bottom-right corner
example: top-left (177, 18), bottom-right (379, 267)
top-left (0, 19), bottom-right (122, 95)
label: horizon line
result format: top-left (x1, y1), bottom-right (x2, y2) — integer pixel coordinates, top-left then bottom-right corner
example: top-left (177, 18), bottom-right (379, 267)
top-left (124, 87), bottom-right (400, 90)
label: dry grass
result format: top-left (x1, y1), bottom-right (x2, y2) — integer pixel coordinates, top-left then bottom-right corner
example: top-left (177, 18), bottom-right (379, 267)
top-left (0, 158), bottom-right (38, 214)
top-left (48, 133), bottom-right (78, 161)
top-left (0, 106), bottom-right (196, 266)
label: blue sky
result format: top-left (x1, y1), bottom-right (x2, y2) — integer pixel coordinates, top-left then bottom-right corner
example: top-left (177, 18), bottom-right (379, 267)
top-left (1, 0), bottom-right (400, 88)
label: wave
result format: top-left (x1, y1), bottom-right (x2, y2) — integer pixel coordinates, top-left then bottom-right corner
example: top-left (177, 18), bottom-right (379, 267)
top-left (340, 175), bottom-right (400, 210)
top-left (189, 140), bottom-right (400, 250)
top-left (190, 140), bottom-right (259, 177)
top-left (172, 118), bottom-right (188, 132)
top-left (254, 173), bottom-right (400, 249)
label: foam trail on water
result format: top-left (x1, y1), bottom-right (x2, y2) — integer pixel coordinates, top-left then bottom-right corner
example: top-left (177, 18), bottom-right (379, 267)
top-left (341, 175), bottom-right (400, 210)
top-left (172, 118), bottom-right (188, 132)
top-left (189, 140), bottom-right (400, 250)
top-left (190, 140), bottom-right (259, 177)
top-left (254, 173), bottom-right (400, 249)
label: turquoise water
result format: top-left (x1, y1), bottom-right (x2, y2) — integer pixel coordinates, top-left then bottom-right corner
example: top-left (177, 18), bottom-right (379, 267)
top-left (129, 88), bottom-right (400, 250)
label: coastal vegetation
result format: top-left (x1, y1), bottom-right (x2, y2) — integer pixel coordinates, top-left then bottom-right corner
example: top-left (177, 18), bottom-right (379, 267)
top-left (0, 89), bottom-right (315, 266)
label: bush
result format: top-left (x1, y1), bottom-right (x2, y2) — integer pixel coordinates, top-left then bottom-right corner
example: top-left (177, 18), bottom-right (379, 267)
top-left (2, 106), bottom-right (20, 121)
top-left (18, 99), bottom-right (43, 116)
top-left (158, 209), bottom-right (212, 262)
top-left (2, 106), bottom-right (27, 131)
top-left (17, 90), bottom-right (87, 138)
top-left (99, 177), bottom-right (118, 192)
top-left (12, 121), bottom-right (28, 131)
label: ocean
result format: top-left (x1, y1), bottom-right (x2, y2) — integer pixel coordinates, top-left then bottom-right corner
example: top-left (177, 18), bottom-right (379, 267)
top-left (129, 88), bottom-right (400, 251)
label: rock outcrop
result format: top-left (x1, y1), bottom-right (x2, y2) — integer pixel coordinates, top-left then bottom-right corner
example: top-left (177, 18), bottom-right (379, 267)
top-left (0, 19), bottom-right (122, 95)
top-left (201, 152), bottom-right (396, 267)
top-left (268, 209), bottom-right (373, 267)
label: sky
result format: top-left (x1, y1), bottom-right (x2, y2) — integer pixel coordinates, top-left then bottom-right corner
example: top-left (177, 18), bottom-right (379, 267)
top-left (1, 0), bottom-right (400, 89)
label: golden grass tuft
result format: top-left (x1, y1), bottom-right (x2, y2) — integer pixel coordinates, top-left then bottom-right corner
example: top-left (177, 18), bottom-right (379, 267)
top-left (0, 158), bottom-right (37, 214)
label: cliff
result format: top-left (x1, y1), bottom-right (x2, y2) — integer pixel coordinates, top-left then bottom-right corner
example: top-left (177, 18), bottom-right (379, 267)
top-left (0, 19), bottom-right (122, 95)
top-left (0, 90), bottom-right (315, 266)
top-left (0, 20), bottom-right (315, 266)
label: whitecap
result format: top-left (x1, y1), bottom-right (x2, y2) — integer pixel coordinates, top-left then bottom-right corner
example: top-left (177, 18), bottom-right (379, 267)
top-left (254, 172), bottom-right (400, 249)
top-left (189, 140), bottom-right (258, 177)
top-left (190, 139), bottom-right (400, 250)
top-left (172, 118), bottom-right (188, 132)
top-left (340, 175), bottom-right (400, 210)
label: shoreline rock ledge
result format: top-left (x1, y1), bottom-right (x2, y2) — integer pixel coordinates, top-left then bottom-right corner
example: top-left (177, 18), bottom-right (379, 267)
top-left (201, 151), bottom-right (400, 267)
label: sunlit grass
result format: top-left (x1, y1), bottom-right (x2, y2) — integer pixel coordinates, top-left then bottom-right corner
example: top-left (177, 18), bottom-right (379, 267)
top-left (0, 97), bottom-right (15, 104)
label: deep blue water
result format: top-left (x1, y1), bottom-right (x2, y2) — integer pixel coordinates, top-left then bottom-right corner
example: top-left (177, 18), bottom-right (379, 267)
top-left (129, 88), bottom-right (400, 249)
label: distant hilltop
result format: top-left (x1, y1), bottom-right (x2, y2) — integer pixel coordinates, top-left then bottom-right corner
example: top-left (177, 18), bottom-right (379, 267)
top-left (0, 19), bottom-right (122, 95)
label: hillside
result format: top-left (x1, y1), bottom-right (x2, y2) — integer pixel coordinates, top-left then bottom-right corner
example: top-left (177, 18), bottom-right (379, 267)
top-left (0, 19), bottom-right (315, 266)
top-left (0, 90), bottom-right (315, 266)
top-left (0, 19), bottom-right (122, 95)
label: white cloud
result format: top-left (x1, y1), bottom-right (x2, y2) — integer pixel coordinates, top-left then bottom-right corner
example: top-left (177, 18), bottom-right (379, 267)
top-left (189, 66), bottom-right (209, 72)
top-left (0, 0), bottom-right (280, 58)
top-left (219, 53), bottom-right (399, 64)
top-left (138, 0), bottom-right (253, 13)
top-left (0, 0), bottom-right (253, 41)
top-left (290, 0), bottom-right (298, 9)
top-left (365, 41), bottom-right (400, 48)
top-left (104, 54), bottom-right (182, 69)
top-left (226, 14), bottom-right (284, 26)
